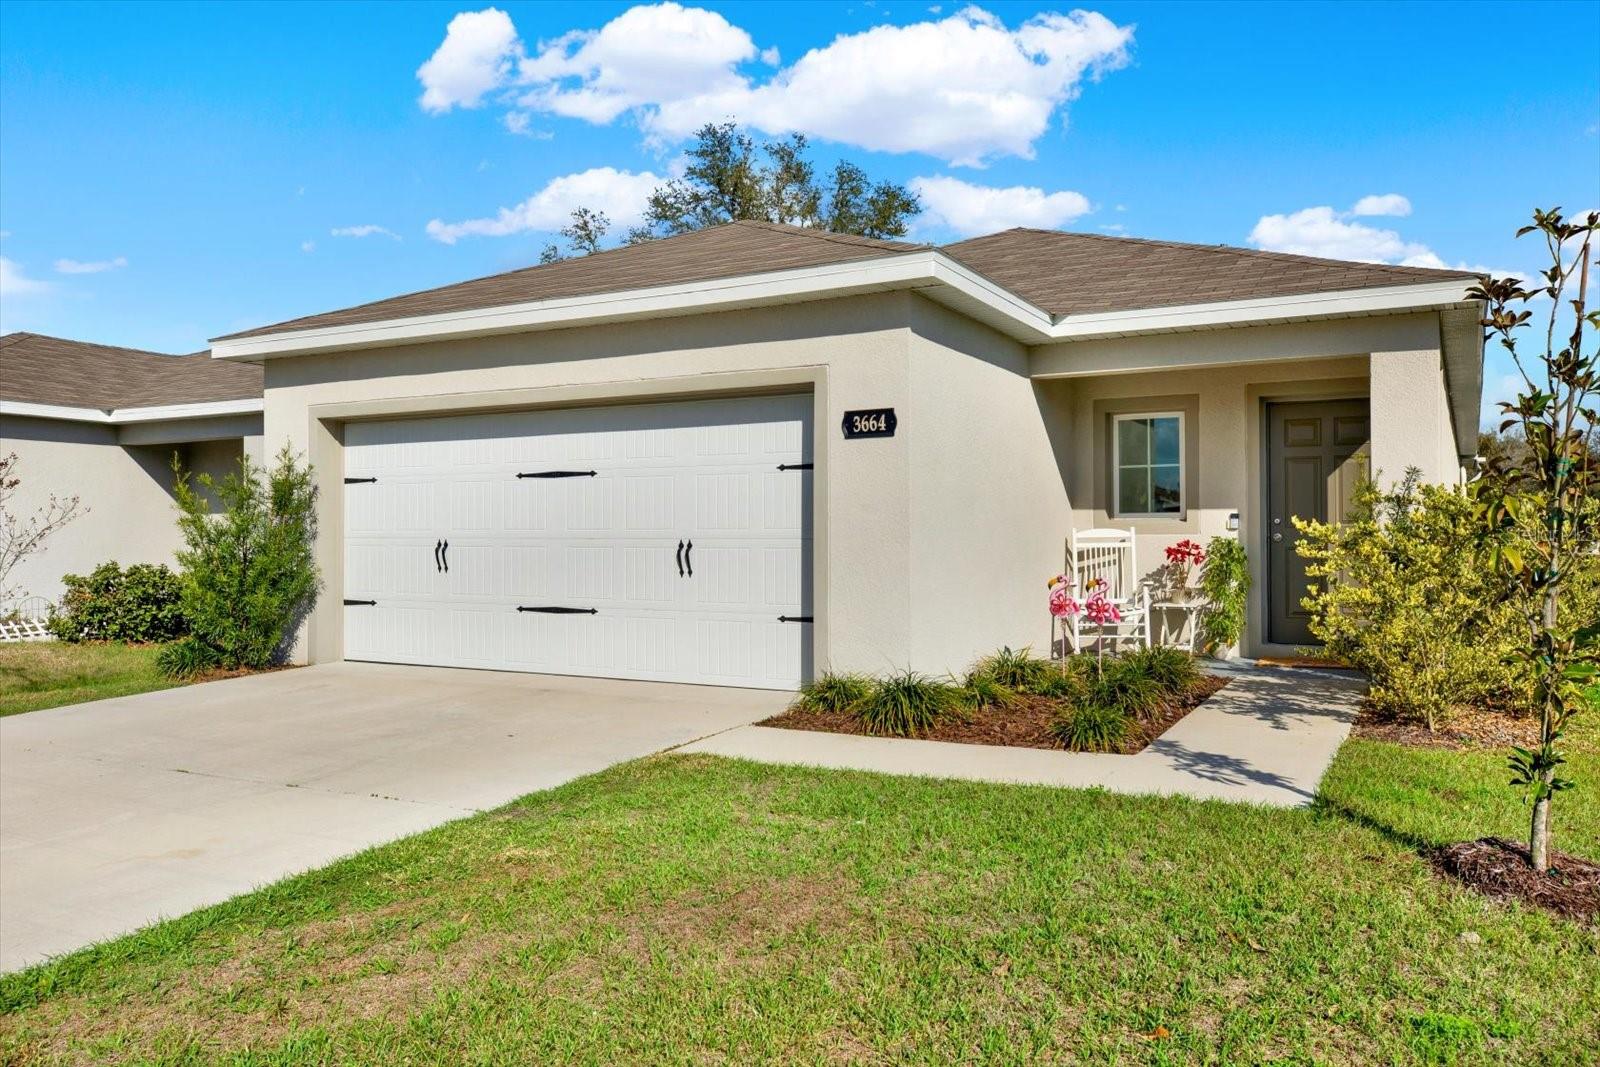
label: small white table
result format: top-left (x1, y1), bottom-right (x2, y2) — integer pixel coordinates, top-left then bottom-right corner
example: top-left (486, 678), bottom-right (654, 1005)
top-left (1151, 600), bottom-right (1207, 650)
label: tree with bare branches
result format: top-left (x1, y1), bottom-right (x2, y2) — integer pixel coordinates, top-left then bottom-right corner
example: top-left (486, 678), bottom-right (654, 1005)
top-left (0, 452), bottom-right (86, 603)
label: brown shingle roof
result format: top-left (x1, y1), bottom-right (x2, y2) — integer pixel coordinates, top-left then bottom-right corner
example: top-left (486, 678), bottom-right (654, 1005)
top-left (939, 228), bottom-right (1480, 316)
top-left (0, 332), bottom-right (262, 410)
top-left (218, 221), bottom-right (928, 340)
top-left (215, 220), bottom-right (1482, 344)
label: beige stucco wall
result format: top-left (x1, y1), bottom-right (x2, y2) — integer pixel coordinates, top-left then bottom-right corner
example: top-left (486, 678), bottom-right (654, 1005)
top-left (260, 291), bottom-right (1077, 678)
top-left (0, 417), bottom-right (253, 604)
top-left (1370, 348), bottom-right (1460, 486)
top-left (0, 416), bottom-right (182, 602)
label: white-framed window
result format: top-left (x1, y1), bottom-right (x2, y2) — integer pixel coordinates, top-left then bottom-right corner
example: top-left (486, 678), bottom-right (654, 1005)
top-left (1113, 412), bottom-right (1184, 518)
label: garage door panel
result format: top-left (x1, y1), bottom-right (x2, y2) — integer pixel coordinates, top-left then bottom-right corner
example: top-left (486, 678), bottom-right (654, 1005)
top-left (344, 394), bottom-right (810, 688)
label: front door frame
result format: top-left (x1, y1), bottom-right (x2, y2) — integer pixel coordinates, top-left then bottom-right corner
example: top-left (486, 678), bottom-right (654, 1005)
top-left (1242, 376), bottom-right (1369, 659)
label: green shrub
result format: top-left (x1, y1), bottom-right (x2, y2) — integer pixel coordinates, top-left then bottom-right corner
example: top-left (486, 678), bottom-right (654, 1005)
top-left (853, 670), bottom-right (960, 737)
top-left (1198, 536), bottom-right (1250, 653)
top-left (970, 646), bottom-right (1057, 693)
top-left (1120, 646), bottom-right (1202, 695)
top-left (1031, 669), bottom-right (1083, 701)
top-left (169, 446), bottom-right (319, 675)
top-left (1086, 657), bottom-right (1167, 719)
top-left (47, 561), bottom-right (188, 643)
top-left (1296, 471), bottom-right (1545, 730)
top-left (1052, 704), bottom-right (1131, 752)
top-left (793, 672), bottom-right (873, 713)
top-left (155, 636), bottom-right (221, 679)
top-left (959, 671), bottom-right (1018, 709)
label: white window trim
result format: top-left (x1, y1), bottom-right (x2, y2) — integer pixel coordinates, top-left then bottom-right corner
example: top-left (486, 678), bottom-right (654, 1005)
top-left (1112, 411), bottom-right (1186, 520)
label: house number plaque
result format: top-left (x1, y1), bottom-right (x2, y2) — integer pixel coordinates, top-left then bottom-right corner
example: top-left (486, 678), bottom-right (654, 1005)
top-left (842, 408), bottom-right (897, 439)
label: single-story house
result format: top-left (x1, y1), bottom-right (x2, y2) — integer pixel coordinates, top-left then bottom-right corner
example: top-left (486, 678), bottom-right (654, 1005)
top-left (0, 332), bottom-right (263, 603)
top-left (200, 221), bottom-right (1482, 688)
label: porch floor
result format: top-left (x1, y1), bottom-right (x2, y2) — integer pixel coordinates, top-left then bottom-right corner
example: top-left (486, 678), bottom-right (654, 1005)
top-left (678, 661), bottom-right (1363, 807)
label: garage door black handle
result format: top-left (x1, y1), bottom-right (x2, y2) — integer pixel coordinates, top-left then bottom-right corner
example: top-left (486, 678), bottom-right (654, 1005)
top-left (441, 540), bottom-right (449, 573)
top-left (685, 540), bottom-right (693, 577)
top-left (517, 606), bottom-right (599, 614)
top-left (434, 540), bottom-right (442, 573)
top-left (676, 539), bottom-right (685, 577)
top-left (516, 470), bottom-right (597, 479)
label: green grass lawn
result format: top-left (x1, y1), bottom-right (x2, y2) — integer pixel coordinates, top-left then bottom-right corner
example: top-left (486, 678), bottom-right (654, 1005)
top-left (2, 718), bottom-right (1596, 1066)
top-left (0, 641), bottom-right (181, 717)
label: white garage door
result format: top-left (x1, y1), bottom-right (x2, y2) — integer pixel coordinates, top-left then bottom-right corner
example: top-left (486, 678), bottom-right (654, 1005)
top-left (342, 394), bottom-right (812, 689)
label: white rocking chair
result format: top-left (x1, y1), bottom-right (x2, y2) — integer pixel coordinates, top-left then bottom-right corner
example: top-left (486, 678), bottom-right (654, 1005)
top-left (1062, 527), bottom-right (1152, 655)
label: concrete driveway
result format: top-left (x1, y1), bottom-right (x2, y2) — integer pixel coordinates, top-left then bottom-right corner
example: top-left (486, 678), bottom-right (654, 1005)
top-left (0, 662), bottom-right (787, 972)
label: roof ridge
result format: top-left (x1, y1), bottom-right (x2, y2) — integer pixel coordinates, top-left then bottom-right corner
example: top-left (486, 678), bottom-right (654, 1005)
top-left (0, 330), bottom-right (183, 358)
top-left (943, 227), bottom-right (1478, 280)
top-left (730, 219), bottom-right (928, 252)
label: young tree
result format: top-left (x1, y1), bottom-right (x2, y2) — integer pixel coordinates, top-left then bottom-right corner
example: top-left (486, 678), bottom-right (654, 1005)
top-left (539, 206), bottom-right (613, 264)
top-left (623, 122), bottom-right (921, 244)
top-left (0, 452), bottom-right (85, 602)
top-left (1471, 207), bottom-right (1599, 873)
top-left (167, 446), bottom-right (319, 671)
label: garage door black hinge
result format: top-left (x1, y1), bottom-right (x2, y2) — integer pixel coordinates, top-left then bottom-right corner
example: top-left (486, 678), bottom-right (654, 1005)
top-left (777, 463), bottom-right (813, 471)
top-left (344, 599), bottom-right (377, 606)
top-left (778, 615), bottom-right (813, 623)
top-left (517, 605), bottom-right (599, 614)
top-left (516, 470), bottom-right (597, 479)
top-left (344, 477), bottom-right (378, 484)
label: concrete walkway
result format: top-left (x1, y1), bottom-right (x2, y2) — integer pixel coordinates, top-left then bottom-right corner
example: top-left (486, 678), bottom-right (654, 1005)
top-left (0, 663), bottom-right (787, 973)
top-left (680, 663), bottom-right (1363, 807)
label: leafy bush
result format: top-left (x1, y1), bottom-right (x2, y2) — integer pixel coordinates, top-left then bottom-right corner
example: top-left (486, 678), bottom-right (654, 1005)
top-left (1030, 669), bottom-right (1084, 701)
top-left (1198, 536), bottom-right (1250, 653)
top-left (853, 670), bottom-right (961, 737)
top-left (155, 635), bottom-right (221, 679)
top-left (793, 672), bottom-right (873, 713)
top-left (1052, 704), bottom-right (1131, 752)
top-left (47, 561), bottom-right (188, 643)
top-left (959, 671), bottom-right (1018, 709)
top-left (169, 447), bottom-right (319, 674)
top-left (1085, 657), bottom-right (1167, 719)
top-left (970, 646), bottom-right (1057, 693)
top-left (1120, 646), bottom-right (1202, 695)
top-left (1295, 472), bottom-right (1533, 730)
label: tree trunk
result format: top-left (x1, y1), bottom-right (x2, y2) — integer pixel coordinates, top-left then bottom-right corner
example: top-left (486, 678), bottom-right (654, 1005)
top-left (1530, 585), bottom-right (1559, 874)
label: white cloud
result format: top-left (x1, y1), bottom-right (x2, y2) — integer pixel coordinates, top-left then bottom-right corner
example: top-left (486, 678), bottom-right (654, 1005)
top-left (417, 7), bottom-right (523, 114)
top-left (1250, 196), bottom-right (1512, 275)
top-left (1, 257), bottom-right (50, 295)
top-left (425, 166), bottom-right (662, 244)
top-left (910, 175), bottom-right (1090, 236)
top-left (53, 255), bottom-right (127, 274)
top-left (330, 225), bottom-right (401, 240)
top-left (301, 240), bottom-right (316, 253)
top-left (517, 3), bottom-right (758, 125)
top-left (1249, 205), bottom-right (1429, 263)
top-left (1350, 193), bottom-right (1411, 218)
top-left (418, 4), bottom-right (1134, 166)
top-left (502, 111), bottom-right (551, 138)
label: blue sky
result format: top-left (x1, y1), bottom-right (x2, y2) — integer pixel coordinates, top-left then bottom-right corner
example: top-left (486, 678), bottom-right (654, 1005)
top-left (1, 0), bottom-right (1596, 422)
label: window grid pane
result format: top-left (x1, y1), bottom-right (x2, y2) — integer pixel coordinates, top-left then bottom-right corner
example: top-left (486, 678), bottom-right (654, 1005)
top-left (1115, 416), bottom-right (1182, 516)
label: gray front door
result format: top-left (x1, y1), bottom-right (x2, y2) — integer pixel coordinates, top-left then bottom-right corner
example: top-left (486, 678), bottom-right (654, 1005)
top-left (1266, 399), bottom-right (1370, 646)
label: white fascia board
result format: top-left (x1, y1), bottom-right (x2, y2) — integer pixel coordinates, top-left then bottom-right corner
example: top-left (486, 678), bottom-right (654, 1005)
top-left (1042, 279), bottom-right (1478, 339)
top-left (208, 252), bottom-right (991, 360)
top-left (0, 397), bottom-right (262, 425)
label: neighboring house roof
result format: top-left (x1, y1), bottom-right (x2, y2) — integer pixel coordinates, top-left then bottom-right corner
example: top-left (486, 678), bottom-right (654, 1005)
top-left (219, 222), bottom-right (927, 341)
top-left (214, 220), bottom-right (1478, 345)
top-left (938, 228), bottom-right (1480, 316)
top-left (0, 332), bottom-right (262, 413)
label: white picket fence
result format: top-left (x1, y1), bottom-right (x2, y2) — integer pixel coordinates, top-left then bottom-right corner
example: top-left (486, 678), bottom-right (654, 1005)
top-left (0, 597), bottom-right (53, 642)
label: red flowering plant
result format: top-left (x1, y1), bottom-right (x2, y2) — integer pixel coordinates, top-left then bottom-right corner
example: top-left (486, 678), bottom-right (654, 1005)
top-left (1163, 538), bottom-right (1207, 600)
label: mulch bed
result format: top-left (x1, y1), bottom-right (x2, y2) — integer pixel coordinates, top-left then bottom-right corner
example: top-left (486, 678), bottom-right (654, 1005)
top-left (1428, 837), bottom-right (1600, 923)
top-left (761, 675), bottom-right (1229, 755)
top-left (1353, 703), bottom-right (1541, 750)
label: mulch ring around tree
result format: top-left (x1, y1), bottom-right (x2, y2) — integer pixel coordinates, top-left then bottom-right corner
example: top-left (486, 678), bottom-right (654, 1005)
top-left (761, 675), bottom-right (1229, 755)
top-left (1352, 703), bottom-right (1540, 751)
top-left (1428, 837), bottom-right (1600, 923)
